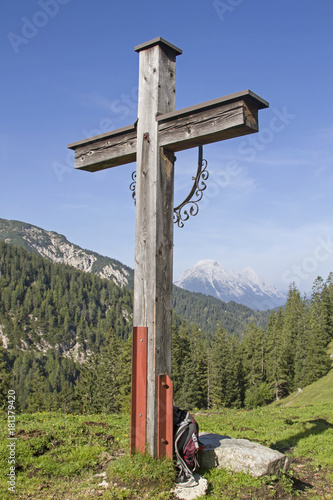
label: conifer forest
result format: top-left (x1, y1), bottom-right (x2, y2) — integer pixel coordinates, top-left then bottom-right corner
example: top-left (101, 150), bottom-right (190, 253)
top-left (0, 241), bottom-right (332, 413)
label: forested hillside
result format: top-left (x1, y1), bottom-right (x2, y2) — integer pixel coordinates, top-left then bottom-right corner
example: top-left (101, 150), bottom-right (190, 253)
top-left (0, 241), bottom-right (134, 411)
top-left (172, 286), bottom-right (270, 338)
top-left (0, 218), bottom-right (270, 337)
top-left (0, 241), bottom-right (332, 414)
top-left (172, 276), bottom-right (333, 410)
top-left (0, 218), bottom-right (134, 288)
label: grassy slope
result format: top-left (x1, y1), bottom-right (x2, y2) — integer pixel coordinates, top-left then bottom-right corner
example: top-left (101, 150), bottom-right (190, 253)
top-left (273, 340), bottom-right (333, 408)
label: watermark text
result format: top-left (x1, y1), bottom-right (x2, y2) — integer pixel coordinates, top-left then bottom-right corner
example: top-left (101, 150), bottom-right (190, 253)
top-left (7, 390), bottom-right (16, 494)
top-left (8, 0), bottom-right (71, 54)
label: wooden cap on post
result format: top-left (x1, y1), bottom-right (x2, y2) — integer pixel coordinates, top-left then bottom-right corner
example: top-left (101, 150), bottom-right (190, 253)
top-left (134, 37), bottom-right (182, 56)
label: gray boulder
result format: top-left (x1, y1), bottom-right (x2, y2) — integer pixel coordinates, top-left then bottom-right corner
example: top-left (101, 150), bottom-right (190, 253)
top-left (199, 433), bottom-right (289, 477)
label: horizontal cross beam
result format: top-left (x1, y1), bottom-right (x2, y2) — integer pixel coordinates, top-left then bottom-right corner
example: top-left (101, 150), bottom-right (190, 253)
top-left (67, 90), bottom-right (268, 172)
top-left (68, 124), bottom-right (137, 172)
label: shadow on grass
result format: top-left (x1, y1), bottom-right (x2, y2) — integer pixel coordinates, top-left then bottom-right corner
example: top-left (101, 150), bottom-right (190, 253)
top-left (274, 418), bottom-right (333, 452)
top-left (290, 475), bottom-right (313, 493)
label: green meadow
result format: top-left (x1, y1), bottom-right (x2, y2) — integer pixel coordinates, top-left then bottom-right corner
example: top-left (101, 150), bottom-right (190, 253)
top-left (1, 383), bottom-right (333, 499)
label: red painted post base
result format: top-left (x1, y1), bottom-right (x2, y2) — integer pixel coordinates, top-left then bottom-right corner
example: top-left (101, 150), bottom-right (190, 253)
top-left (130, 327), bottom-right (147, 455)
top-left (157, 374), bottom-right (173, 460)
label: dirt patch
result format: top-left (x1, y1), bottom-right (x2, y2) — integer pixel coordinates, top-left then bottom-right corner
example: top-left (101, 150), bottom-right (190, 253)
top-left (289, 456), bottom-right (332, 498)
top-left (15, 428), bottom-right (47, 439)
top-left (26, 467), bottom-right (43, 478)
top-left (237, 456), bottom-right (333, 499)
top-left (15, 429), bottom-right (64, 458)
top-left (81, 421), bottom-right (110, 428)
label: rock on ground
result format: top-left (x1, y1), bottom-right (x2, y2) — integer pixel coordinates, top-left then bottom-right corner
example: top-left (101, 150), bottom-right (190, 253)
top-left (173, 474), bottom-right (208, 500)
top-left (199, 433), bottom-right (289, 477)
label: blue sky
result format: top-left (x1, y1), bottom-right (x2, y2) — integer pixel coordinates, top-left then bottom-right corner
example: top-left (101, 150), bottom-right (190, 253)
top-left (1, 0), bottom-right (332, 294)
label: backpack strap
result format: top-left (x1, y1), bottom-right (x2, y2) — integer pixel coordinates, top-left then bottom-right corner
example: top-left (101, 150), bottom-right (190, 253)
top-left (177, 419), bottom-right (196, 452)
top-left (174, 412), bottom-right (197, 479)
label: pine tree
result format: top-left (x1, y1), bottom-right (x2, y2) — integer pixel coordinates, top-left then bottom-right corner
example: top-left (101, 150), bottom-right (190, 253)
top-left (188, 326), bottom-right (208, 409)
top-left (11, 351), bottom-right (35, 409)
top-left (25, 366), bottom-right (50, 412)
top-left (75, 353), bottom-right (99, 413)
top-left (302, 279), bottom-right (331, 386)
top-left (58, 381), bottom-right (75, 413)
top-left (210, 326), bottom-right (242, 408)
top-left (172, 324), bottom-right (193, 408)
top-left (229, 334), bottom-right (245, 407)
top-left (116, 334), bottom-right (132, 413)
top-left (242, 323), bottom-right (269, 408)
top-left (0, 340), bottom-right (10, 409)
top-left (94, 329), bottom-right (121, 413)
top-left (266, 308), bottom-right (290, 400)
top-left (323, 273), bottom-right (333, 340)
top-left (310, 277), bottom-right (331, 344)
top-left (285, 286), bottom-right (310, 389)
top-left (242, 323), bottom-right (266, 387)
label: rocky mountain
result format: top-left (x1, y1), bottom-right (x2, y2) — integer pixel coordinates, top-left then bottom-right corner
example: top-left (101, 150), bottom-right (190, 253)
top-left (0, 218), bottom-right (283, 315)
top-left (0, 218), bottom-right (133, 289)
top-left (175, 260), bottom-right (286, 311)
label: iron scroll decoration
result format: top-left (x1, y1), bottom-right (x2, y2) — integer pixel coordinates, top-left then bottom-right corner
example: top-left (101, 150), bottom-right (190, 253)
top-left (129, 171), bottom-right (136, 202)
top-left (129, 146), bottom-right (209, 228)
top-left (173, 145), bottom-right (208, 228)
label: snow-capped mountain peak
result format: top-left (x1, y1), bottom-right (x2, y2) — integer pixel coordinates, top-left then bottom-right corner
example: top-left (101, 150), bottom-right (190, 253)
top-left (175, 260), bottom-right (286, 311)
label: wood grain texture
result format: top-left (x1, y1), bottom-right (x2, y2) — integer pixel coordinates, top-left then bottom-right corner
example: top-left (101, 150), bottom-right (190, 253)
top-left (133, 42), bottom-right (178, 457)
top-left (68, 125), bottom-right (137, 172)
top-left (158, 100), bottom-right (259, 152)
top-left (157, 90), bottom-right (268, 121)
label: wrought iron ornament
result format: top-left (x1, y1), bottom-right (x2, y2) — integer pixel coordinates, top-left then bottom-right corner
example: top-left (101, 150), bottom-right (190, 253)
top-left (129, 146), bottom-right (209, 228)
top-left (129, 171), bottom-right (136, 203)
top-left (173, 145), bottom-right (208, 228)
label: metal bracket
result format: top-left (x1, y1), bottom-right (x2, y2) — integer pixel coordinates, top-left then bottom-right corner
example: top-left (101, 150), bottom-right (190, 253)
top-left (173, 145), bottom-right (209, 228)
top-left (130, 326), bottom-right (147, 455)
top-left (129, 171), bottom-right (136, 204)
top-left (157, 374), bottom-right (173, 459)
top-left (129, 146), bottom-right (209, 227)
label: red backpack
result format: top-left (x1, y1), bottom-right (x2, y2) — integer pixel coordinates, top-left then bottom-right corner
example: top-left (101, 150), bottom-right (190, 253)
top-left (173, 407), bottom-right (205, 485)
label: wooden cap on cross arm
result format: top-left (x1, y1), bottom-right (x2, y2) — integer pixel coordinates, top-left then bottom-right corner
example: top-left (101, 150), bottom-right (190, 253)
top-left (134, 37), bottom-right (183, 56)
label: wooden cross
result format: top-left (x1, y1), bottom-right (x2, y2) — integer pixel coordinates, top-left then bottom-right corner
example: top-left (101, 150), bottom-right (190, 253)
top-left (68, 37), bottom-right (268, 459)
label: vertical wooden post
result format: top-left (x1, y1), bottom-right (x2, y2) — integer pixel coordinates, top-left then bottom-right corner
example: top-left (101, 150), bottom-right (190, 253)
top-left (133, 38), bottom-right (182, 457)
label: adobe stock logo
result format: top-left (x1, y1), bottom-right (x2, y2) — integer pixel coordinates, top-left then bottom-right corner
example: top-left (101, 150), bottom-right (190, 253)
top-left (52, 86), bottom-right (138, 183)
top-left (7, 0), bottom-right (71, 54)
top-left (213, 0), bottom-right (246, 22)
top-left (282, 234), bottom-right (333, 286)
top-left (196, 106), bottom-right (296, 211)
top-left (238, 107), bottom-right (296, 161)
